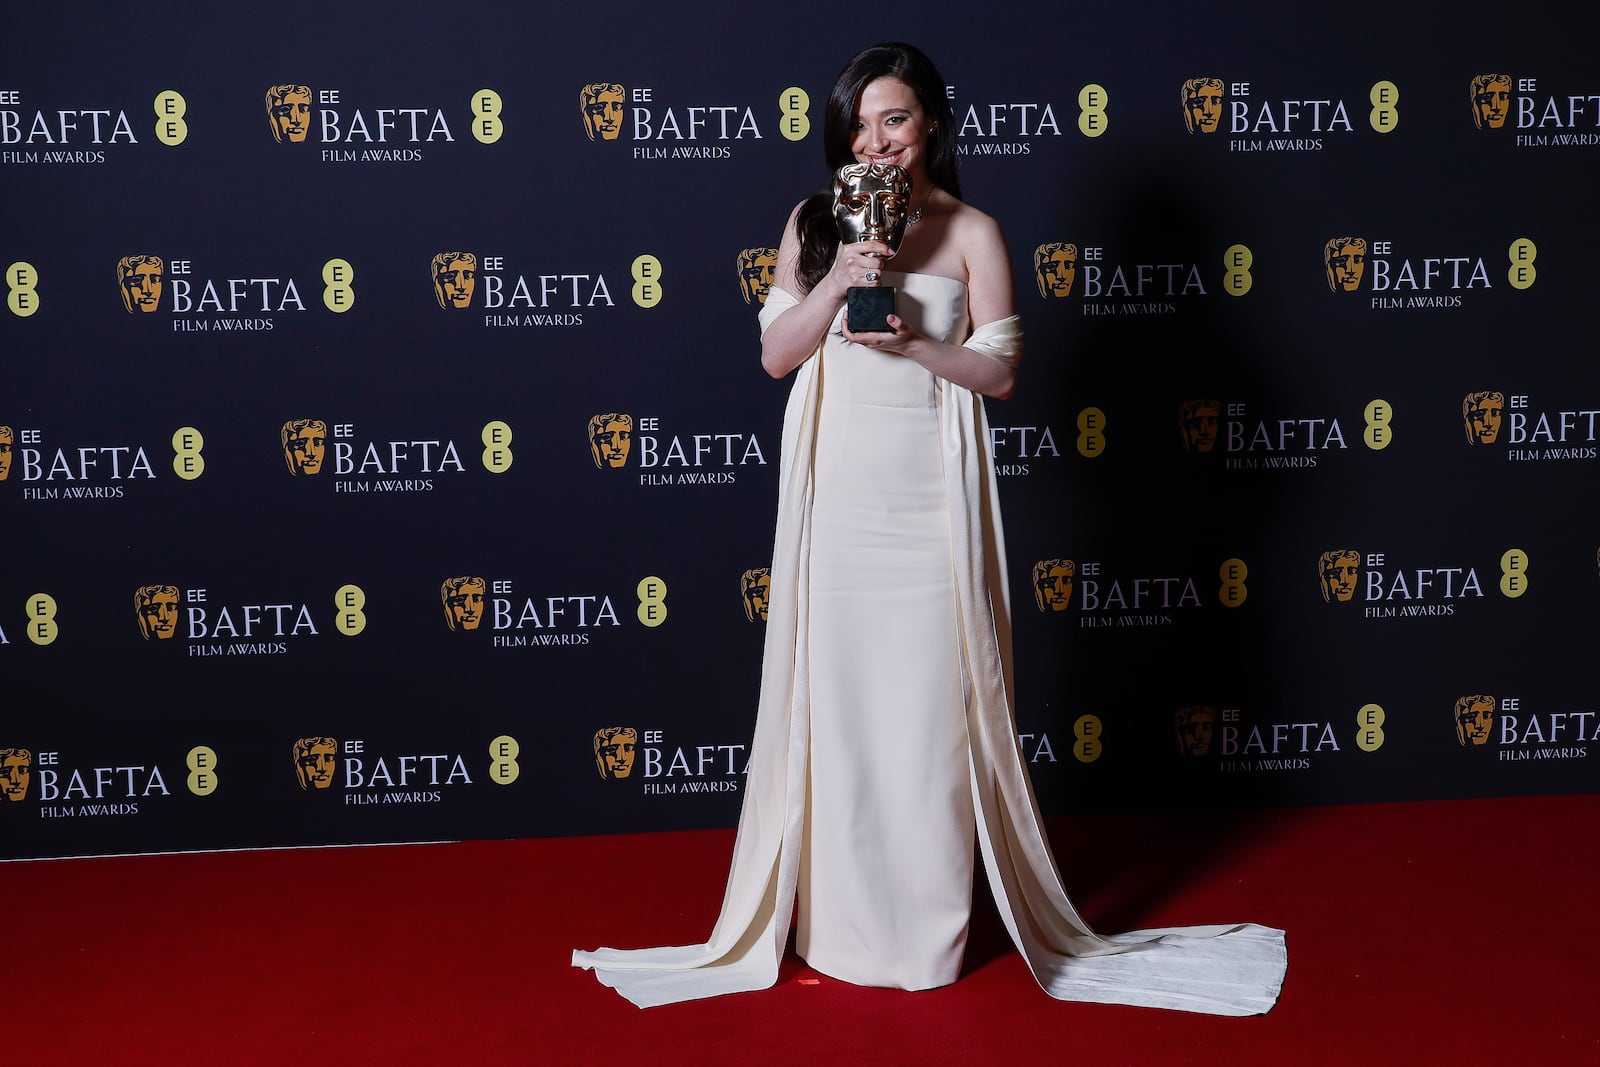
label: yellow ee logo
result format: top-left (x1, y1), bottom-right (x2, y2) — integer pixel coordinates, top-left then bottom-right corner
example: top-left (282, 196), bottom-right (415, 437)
top-left (323, 258), bottom-right (355, 313)
top-left (1369, 81), bottom-right (1398, 133)
top-left (1499, 548), bottom-right (1528, 598)
top-left (632, 254), bottom-right (662, 308)
top-left (489, 735), bottom-right (520, 785)
top-left (26, 593), bottom-right (58, 646)
top-left (637, 575), bottom-right (667, 627)
top-left (482, 420), bottom-right (513, 473)
top-left (7, 261), bottom-right (39, 317)
top-left (778, 86), bottom-right (810, 142)
top-left (172, 426), bottom-right (205, 480)
top-left (187, 745), bottom-right (219, 795)
top-left (335, 584), bottom-right (367, 636)
top-left (1073, 715), bottom-right (1102, 763)
top-left (154, 90), bottom-right (188, 145)
top-left (1219, 558), bottom-right (1248, 607)
top-left (1223, 244), bottom-right (1252, 297)
top-left (1076, 406), bottom-right (1106, 458)
top-left (1508, 238), bottom-right (1537, 290)
top-left (1363, 399), bottom-right (1392, 451)
top-left (1355, 704), bottom-right (1385, 752)
top-left (1077, 84), bottom-right (1108, 138)
top-left (472, 88), bottom-right (504, 144)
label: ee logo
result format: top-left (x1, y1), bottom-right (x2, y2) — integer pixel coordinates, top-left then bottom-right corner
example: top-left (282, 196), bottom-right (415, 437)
top-left (1356, 704), bottom-right (1385, 752)
top-left (778, 87), bottom-right (810, 142)
top-left (1076, 407), bottom-right (1106, 458)
top-left (323, 258), bottom-right (355, 313)
top-left (472, 89), bottom-right (504, 144)
top-left (637, 576), bottom-right (667, 627)
top-left (335, 584), bottom-right (366, 636)
top-left (1073, 715), bottom-right (1102, 763)
top-left (6, 261), bottom-right (39, 317)
top-left (489, 735), bottom-right (520, 785)
top-left (482, 420), bottom-right (513, 473)
top-left (1077, 84), bottom-right (1108, 138)
top-left (155, 89), bottom-right (188, 145)
top-left (1223, 244), bottom-right (1252, 297)
top-left (632, 254), bottom-right (662, 308)
top-left (1219, 558), bottom-right (1248, 608)
top-left (187, 746), bottom-right (219, 795)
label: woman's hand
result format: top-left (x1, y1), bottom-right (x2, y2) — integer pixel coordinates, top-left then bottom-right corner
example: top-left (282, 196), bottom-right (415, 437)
top-left (833, 240), bottom-right (919, 352)
top-left (842, 311), bottom-right (918, 353)
top-left (824, 240), bottom-right (894, 300)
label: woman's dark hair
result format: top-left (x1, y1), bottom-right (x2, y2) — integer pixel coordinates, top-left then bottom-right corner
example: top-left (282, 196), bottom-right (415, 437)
top-left (794, 43), bottom-right (960, 294)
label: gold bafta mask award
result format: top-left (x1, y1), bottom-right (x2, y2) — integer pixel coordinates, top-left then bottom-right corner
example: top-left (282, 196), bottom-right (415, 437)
top-left (832, 161), bottom-right (912, 333)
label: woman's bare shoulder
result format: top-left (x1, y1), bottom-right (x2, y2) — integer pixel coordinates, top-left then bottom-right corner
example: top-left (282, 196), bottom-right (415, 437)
top-left (945, 198), bottom-right (1005, 243)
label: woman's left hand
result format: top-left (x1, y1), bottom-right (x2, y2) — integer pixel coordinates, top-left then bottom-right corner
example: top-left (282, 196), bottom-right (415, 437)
top-left (842, 312), bottom-right (917, 354)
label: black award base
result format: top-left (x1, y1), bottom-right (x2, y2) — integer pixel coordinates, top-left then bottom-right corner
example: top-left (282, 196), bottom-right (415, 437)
top-left (846, 286), bottom-right (897, 333)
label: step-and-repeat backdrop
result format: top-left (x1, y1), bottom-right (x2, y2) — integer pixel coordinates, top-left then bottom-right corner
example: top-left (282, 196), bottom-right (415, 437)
top-left (4, 3), bottom-right (1596, 859)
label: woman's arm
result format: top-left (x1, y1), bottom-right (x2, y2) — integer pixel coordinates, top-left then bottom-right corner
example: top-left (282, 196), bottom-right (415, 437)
top-left (759, 201), bottom-right (894, 379)
top-left (842, 209), bottom-right (1020, 399)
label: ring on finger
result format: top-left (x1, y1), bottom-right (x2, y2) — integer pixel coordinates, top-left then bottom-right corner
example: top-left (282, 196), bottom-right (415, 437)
top-left (864, 270), bottom-right (880, 283)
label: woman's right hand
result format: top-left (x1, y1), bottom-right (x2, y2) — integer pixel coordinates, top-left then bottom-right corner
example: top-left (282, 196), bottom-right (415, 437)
top-left (824, 240), bottom-right (894, 299)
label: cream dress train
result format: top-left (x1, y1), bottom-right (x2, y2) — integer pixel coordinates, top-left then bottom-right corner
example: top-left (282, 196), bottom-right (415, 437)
top-left (573, 273), bottom-right (1287, 1014)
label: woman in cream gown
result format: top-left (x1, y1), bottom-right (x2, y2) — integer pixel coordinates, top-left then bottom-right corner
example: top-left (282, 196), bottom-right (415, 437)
top-left (573, 43), bottom-right (1287, 1014)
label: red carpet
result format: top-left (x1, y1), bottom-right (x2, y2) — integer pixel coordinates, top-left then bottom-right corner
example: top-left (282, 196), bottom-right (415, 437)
top-left (5, 795), bottom-right (1595, 1065)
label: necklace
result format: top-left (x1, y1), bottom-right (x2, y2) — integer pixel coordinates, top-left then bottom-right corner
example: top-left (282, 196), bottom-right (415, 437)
top-left (906, 207), bottom-right (924, 228)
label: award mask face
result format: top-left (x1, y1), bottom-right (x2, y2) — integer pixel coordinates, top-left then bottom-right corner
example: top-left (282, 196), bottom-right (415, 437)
top-left (832, 162), bottom-right (913, 251)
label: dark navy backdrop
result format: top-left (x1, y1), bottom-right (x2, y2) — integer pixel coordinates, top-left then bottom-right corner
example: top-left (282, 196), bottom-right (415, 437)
top-left (4, 2), bottom-right (1596, 859)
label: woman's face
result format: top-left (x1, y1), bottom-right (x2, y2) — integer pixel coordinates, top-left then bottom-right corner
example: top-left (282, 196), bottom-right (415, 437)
top-left (850, 77), bottom-right (928, 184)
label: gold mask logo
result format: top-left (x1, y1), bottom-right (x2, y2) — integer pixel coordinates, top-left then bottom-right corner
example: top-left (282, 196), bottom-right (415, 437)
top-left (741, 567), bottom-right (771, 621)
top-left (134, 584), bottom-right (181, 640)
top-left (1324, 237), bottom-right (1367, 292)
top-left (441, 576), bottom-right (487, 631)
top-left (580, 82), bottom-right (626, 141)
top-left (593, 726), bottom-right (637, 779)
top-left (1317, 550), bottom-right (1360, 603)
top-left (293, 736), bottom-right (338, 789)
top-left (1, 747), bottom-right (31, 802)
top-left (281, 418), bottom-right (328, 475)
top-left (588, 412), bottom-right (633, 469)
top-left (1181, 77), bottom-right (1225, 134)
top-left (1174, 706), bottom-right (1216, 756)
top-left (1178, 399), bottom-right (1221, 453)
top-left (1469, 74), bottom-right (1513, 130)
top-left (0, 425), bottom-right (13, 481)
top-left (737, 247), bottom-right (777, 305)
top-left (1034, 242), bottom-right (1078, 298)
top-left (1462, 391), bottom-right (1505, 444)
top-left (1032, 558), bottom-right (1075, 612)
top-left (1453, 694), bottom-right (1494, 746)
top-left (117, 255), bottom-right (164, 313)
top-left (266, 84), bottom-right (313, 143)
top-left (431, 251), bottom-right (478, 309)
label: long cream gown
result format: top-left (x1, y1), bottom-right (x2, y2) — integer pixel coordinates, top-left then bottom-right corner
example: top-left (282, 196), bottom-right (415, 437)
top-left (573, 272), bottom-right (1287, 1014)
